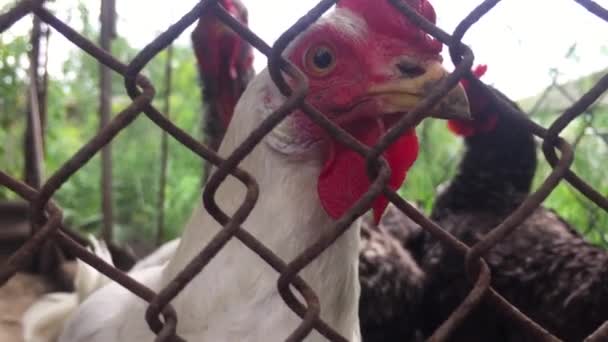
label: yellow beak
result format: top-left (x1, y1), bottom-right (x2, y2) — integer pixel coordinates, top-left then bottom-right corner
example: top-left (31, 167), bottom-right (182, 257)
top-left (369, 60), bottom-right (471, 121)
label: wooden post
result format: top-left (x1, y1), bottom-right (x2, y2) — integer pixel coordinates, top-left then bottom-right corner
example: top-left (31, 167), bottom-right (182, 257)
top-left (156, 45), bottom-right (173, 246)
top-left (99, 0), bottom-right (116, 242)
top-left (24, 16), bottom-right (45, 189)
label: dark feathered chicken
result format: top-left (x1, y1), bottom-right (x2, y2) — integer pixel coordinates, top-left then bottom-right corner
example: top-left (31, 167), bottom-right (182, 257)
top-left (418, 66), bottom-right (608, 342)
top-left (191, 0), bottom-right (254, 154)
top-left (359, 206), bottom-right (425, 342)
top-left (433, 65), bottom-right (537, 218)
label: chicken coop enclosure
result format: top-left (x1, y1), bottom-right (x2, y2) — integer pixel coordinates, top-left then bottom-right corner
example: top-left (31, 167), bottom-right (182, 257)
top-left (1, 0), bottom-right (608, 341)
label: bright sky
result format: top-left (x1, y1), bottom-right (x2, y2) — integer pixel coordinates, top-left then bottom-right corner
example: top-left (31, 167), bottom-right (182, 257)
top-left (5, 0), bottom-right (608, 100)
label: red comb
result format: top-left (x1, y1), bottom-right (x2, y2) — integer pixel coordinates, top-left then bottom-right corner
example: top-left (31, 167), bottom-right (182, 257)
top-left (460, 64), bottom-right (488, 90)
top-left (448, 64), bottom-right (496, 137)
top-left (473, 64), bottom-right (488, 77)
top-left (337, 0), bottom-right (442, 55)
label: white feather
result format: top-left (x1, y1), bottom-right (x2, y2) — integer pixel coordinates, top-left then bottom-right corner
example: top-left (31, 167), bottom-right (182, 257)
top-left (21, 293), bottom-right (77, 342)
top-left (41, 10), bottom-right (367, 341)
top-left (22, 236), bottom-right (114, 342)
top-left (56, 68), bottom-right (361, 342)
top-left (130, 239), bottom-right (179, 271)
top-left (22, 237), bottom-right (179, 342)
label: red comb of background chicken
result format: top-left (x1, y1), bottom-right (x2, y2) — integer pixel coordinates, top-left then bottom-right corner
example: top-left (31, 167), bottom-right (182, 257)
top-left (447, 64), bottom-right (498, 136)
top-left (193, 0), bottom-right (253, 82)
top-left (338, 0), bottom-right (442, 55)
top-left (460, 64), bottom-right (487, 90)
top-left (192, 0), bottom-right (254, 145)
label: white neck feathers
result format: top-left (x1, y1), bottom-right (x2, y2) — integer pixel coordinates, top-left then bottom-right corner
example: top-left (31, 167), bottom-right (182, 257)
top-left (164, 70), bottom-right (361, 341)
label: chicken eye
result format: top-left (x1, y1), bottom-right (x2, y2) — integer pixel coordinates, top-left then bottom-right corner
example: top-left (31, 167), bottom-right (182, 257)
top-left (305, 45), bottom-right (336, 76)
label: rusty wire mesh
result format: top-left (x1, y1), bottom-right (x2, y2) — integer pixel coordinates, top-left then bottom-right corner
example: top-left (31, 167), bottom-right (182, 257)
top-left (1, 0), bottom-right (608, 341)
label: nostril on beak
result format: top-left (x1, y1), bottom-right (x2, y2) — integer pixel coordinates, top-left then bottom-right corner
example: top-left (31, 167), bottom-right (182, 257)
top-left (397, 61), bottom-right (426, 79)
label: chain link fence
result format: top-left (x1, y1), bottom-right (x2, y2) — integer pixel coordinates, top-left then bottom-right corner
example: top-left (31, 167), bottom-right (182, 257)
top-left (1, 0), bottom-right (608, 341)
top-left (526, 66), bottom-right (608, 247)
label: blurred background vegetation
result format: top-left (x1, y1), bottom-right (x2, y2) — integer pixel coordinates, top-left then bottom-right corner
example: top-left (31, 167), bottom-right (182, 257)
top-left (1, 0), bottom-right (607, 252)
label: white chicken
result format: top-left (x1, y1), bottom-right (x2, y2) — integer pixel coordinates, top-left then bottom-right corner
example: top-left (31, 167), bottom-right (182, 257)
top-left (25, 0), bottom-right (469, 341)
top-left (22, 237), bottom-right (113, 342)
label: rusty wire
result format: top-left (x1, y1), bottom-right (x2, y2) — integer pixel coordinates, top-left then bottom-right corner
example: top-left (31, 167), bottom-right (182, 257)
top-left (1, 0), bottom-right (608, 341)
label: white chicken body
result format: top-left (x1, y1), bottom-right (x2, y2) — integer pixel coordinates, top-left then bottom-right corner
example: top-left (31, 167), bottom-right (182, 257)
top-left (51, 2), bottom-right (471, 339)
top-left (58, 68), bottom-right (362, 342)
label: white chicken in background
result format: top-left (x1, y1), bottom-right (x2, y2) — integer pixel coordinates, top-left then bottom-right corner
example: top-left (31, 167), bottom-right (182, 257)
top-left (24, 0), bottom-right (470, 341)
top-left (22, 237), bottom-right (113, 342)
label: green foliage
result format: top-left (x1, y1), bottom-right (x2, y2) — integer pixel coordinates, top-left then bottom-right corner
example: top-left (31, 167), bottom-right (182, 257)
top-left (531, 106), bottom-right (608, 247)
top-left (0, 3), bottom-right (202, 248)
top-left (400, 119), bottom-right (462, 213)
top-left (0, 33), bottom-right (29, 199)
top-left (46, 44), bottom-right (203, 245)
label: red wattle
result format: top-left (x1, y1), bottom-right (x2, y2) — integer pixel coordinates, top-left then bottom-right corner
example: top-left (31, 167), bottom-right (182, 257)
top-left (317, 123), bottom-right (419, 224)
top-left (372, 131), bottom-right (418, 224)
